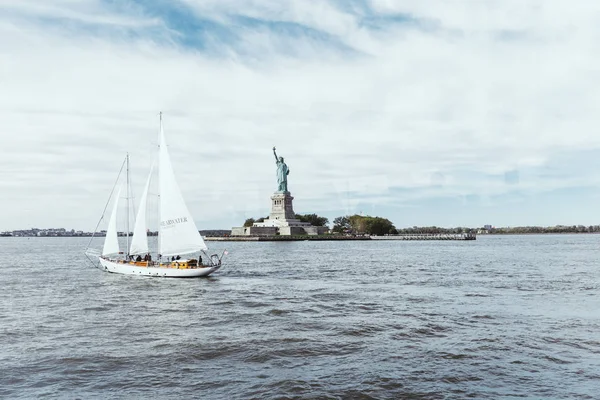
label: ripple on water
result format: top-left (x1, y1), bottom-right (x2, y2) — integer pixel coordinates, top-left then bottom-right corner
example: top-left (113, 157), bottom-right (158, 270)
top-left (338, 325), bottom-right (385, 337)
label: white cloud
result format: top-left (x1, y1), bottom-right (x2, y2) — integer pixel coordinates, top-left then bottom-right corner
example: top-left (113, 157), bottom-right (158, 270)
top-left (1, 0), bottom-right (600, 230)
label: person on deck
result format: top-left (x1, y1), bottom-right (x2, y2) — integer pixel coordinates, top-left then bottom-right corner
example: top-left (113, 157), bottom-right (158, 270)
top-left (135, 255), bottom-right (142, 262)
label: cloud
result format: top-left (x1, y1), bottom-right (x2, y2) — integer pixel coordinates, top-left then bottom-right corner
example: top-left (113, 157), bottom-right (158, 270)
top-left (1, 0), bottom-right (600, 231)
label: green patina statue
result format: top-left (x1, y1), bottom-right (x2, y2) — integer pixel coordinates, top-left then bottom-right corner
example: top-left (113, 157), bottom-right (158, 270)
top-left (273, 146), bottom-right (289, 192)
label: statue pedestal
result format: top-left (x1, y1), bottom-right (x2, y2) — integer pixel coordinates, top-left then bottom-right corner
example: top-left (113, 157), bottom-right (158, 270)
top-left (252, 191), bottom-right (309, 229)
top-left (231, 190), bottom-right (328, 236)
top-left (269, 192), bottom-right (296, 221)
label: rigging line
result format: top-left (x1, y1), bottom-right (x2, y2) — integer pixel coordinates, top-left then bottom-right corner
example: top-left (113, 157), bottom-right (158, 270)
top-left (84, 252), bottom-right (100, 269)
top-left (85, 156), bottom-right (127, 251)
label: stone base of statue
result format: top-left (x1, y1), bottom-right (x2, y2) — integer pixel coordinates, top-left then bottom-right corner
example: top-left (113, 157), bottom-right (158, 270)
top-left (231, 191), bottom-right (328, 236)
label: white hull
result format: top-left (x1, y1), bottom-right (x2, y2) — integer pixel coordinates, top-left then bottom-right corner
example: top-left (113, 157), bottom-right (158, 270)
top-left (98, 257), bottom-right (221, 278)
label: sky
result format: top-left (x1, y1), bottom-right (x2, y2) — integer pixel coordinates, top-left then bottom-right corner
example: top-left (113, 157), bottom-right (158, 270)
top-left (1, 0), bottom-right (600, 231)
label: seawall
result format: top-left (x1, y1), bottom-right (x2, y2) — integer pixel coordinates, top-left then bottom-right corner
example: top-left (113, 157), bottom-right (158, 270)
top-left (205, 233), bottom-right (476, 241)
top-left (205, 235), bottom-right (372, 241)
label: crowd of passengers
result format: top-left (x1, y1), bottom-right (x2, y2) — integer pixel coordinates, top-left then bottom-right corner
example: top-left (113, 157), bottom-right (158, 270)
top-left (130, 253), bottom-right (203, 264)
top-left (132, 254), bottom-right (153, 262)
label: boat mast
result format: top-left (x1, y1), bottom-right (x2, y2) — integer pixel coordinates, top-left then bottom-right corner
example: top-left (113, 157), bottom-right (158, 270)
top-left (126, 152), bottom-right (130, 258)
top-left (157, 112), bottom-right (162, 260)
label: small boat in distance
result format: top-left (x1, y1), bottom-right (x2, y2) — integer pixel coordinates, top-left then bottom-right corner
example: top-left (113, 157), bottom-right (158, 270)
top-left (85, 113), bottom-right (225, 277)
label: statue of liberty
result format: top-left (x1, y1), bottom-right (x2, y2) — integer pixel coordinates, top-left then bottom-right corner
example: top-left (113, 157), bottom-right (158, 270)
top-left (273, 146), bottom-right (289, 192)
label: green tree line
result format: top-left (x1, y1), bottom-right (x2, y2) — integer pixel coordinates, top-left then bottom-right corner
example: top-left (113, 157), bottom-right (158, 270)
top-left (242, 215), bottom-right (600, 235)
top-left (485, 225), bottom-right (600, 234)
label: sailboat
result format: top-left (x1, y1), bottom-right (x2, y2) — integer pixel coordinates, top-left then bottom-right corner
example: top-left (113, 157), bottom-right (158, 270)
top-left (85, 113), bottom-right (225, 278)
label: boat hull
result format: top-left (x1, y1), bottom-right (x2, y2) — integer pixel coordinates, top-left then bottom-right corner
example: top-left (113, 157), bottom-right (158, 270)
top-left (98, 257), bottom-right (221, 278)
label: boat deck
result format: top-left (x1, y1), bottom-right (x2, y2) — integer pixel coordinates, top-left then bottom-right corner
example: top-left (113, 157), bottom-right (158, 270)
top-left (102, 258), bottom-right (210, 269)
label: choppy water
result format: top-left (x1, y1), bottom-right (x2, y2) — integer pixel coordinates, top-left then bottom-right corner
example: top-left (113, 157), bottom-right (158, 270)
top-left (1, 235), bottom-right (599, 399)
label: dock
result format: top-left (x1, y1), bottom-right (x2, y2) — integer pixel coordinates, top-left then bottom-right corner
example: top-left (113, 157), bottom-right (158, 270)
top-left (370, 233), bottom-right (476, 241)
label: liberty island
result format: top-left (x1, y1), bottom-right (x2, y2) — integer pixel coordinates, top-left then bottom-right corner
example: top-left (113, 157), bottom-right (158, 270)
top-left (231, 146), bottom-right (328, 237)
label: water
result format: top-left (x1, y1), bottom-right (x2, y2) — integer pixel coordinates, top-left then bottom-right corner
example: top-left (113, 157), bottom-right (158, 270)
top-left (1, 235), bottom-right (599, 399)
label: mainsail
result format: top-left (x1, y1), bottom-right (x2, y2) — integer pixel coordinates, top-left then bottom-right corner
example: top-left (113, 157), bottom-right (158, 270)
top-left (158, 120), bottom-right (207, 256)
top-left (102, 185), bottom-right (122, 256)
top-left (129, 164), bottom-right (154, 255)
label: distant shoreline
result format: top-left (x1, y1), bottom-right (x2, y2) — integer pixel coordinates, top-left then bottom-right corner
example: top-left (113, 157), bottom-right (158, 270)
top-left (2, 231), bottom-right (600, 238)
top-left (482, 232), bottom-right (600, 235)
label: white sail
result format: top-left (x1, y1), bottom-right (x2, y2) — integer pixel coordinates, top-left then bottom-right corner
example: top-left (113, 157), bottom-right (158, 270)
top-left (102, 185), bottom-right (122, 256)
top-left (129, 164), bottom-right (154, 255)
top-left (158, 121), bottom-right (207, 256)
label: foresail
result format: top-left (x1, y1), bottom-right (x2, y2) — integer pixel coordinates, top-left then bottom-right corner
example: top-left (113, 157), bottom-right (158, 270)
top-left (158, 122), bottom-right (207, 256)
top-left (102, 185), bottom-right (122, 256)
top-left (129, 164), bottom-right (153, 255)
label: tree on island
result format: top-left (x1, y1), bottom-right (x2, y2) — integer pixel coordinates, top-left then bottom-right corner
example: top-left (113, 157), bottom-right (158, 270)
top-left (332, 216), bottom-right (351, 233)
top-left (333, 214), bottom-right (396, 236)
top-left (243, 217), bottom-right (269, 226)
top-left (295, 213), bottom-right (329, 227)
top-left (367, 217), bottom-right (397, 236)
